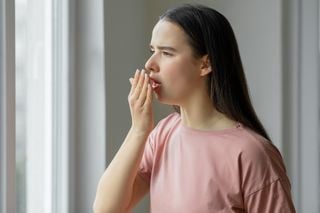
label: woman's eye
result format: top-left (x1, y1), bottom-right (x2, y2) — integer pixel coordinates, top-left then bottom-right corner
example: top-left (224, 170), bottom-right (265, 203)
top-left (149, 50), bottom-right (173, 56)
top-left (162, 51), bottom-right (173, 56)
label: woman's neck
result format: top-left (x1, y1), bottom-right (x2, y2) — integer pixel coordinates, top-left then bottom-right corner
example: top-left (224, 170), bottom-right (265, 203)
top-left (179, 92), bottom-right (237, 131)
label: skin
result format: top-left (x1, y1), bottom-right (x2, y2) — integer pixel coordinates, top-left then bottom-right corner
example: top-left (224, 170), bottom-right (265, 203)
top-left (93, 19), bottom-right (237, 213)
top-left (93, 69), bottom-right (153, 213)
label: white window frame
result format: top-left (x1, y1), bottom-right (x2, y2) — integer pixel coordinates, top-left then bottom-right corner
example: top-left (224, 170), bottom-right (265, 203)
top-left (16, 0), bottom-right (73, 212)
top-left (9, 0), bottom-right (106, 211)
top-left (2, 0), bottom-right (105, 212)
top-left (0, 0), bottom-right (16, 212)
top-left (282, 0), bottom-right (320, 212)
top-left (299, 0), bottom-right (320, 211)
top-left (52, 0), bottom-right (72, 212)
top-left (1, 0), bottom-right (73, 212)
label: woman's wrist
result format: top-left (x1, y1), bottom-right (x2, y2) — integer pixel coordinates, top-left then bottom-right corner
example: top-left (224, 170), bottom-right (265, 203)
top-left (129, 126), bottom-right (151, 139)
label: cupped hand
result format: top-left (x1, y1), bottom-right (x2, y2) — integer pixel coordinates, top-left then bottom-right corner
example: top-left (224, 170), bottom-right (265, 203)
top-left (128, 69), bottom-right (154, 134)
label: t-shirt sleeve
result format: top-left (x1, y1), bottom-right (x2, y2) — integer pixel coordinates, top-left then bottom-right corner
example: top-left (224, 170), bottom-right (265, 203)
top-left (137, 130), bottom-right (155, 184)
top-left (245, 178), bottom-right (296, 213)
top-left (240, 136), bottom-right (296, 213)
top-left (136, 113), bottom-right (179, 184)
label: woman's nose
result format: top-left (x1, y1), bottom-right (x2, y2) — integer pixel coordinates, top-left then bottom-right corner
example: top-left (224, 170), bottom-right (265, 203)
top-left (145, 55), bottom-right (159, 74)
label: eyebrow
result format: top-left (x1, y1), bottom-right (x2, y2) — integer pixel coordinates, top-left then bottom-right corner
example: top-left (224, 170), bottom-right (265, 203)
top-left (149, 45), bottom-right (178, 52)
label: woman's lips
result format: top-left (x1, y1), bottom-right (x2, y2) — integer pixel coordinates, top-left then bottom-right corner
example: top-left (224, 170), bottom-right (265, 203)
top-left (149, 78), bottom-right (161, 90)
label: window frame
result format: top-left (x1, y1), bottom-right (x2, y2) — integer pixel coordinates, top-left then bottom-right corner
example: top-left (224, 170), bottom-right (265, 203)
top-left (6, 0), bottom-right (72, 212)
top-left (52, 0), bottom-right (73, 212)
top-left (0, 0), bottom-right (16, 212)
top-left (6, 0), bottom-right (106, 211)
top-left (282, 0), bottom-right (320, 212)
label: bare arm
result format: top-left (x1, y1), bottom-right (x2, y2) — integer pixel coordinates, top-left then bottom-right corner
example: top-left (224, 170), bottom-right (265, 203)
top-left (93, 69), bottom-right (154, 213)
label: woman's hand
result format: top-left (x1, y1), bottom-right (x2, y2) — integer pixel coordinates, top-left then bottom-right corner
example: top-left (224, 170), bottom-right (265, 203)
top-left (128, 69), bottom-right (154, 135)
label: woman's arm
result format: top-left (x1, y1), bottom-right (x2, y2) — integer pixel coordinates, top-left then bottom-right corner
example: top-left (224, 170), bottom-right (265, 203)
top-left (92, 128), bottom-right (150, 213)
top-left (93, 69), bottom-right (154, 213)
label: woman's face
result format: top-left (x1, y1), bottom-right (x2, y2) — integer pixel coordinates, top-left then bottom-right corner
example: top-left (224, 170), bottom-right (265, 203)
top-left (145, 20), bottom-right (205, 105)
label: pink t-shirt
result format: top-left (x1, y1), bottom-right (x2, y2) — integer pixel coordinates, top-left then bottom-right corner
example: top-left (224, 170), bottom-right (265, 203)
top-left (138, 113), bottom-right (295, 213)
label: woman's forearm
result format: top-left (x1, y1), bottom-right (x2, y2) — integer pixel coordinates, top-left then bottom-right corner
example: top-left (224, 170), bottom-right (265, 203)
top-left (93, 68), bottom-right (154, 212)
top-left (93, 127), bottom-right (149, 213)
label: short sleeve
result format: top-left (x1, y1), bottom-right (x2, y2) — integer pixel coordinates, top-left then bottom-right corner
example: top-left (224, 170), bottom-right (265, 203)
top-left (136, 113), bottom-right (180, 184)
top-left (245, 178), bottom-right (296, 213)
top-left (137, 131), bottom-right (155, 184)
top-left (239, 134), bottom-right (296, 212)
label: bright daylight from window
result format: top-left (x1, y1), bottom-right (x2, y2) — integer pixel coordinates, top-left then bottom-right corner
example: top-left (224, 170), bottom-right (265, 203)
top-left (15, 0), bottom-right (61, 212)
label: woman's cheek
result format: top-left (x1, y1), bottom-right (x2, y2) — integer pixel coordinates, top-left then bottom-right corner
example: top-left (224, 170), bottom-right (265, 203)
top-left (162, 65), bottom-right (191, 96)
top-left (169, 77), bottom-right (189, 97)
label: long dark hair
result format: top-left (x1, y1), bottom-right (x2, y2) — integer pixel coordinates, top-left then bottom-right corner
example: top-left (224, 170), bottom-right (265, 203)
top-left (160, 4), bottom-right (271, 141)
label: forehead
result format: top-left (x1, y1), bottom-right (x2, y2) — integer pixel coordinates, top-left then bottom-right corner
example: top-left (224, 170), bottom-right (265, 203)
top-left (150, 20), bottom-right (189, 48)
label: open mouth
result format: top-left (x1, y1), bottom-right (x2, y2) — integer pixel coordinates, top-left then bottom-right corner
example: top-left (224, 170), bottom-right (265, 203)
top-left (149, 78), bottom-right (161, 90)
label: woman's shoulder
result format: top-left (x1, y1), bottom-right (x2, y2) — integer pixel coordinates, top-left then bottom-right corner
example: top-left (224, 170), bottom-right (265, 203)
top-left (153, 112), bottom-right (181, 132)
top-left (147, 112), bottom-right (180, 146)
top-left (236, 126), bottom-right (283, 164)
top-left (234, 126), bottom-right (289, 189)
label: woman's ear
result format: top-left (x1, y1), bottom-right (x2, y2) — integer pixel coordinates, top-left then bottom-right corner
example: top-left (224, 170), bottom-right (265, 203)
top-left (200, 55), bottom-right (212, 76)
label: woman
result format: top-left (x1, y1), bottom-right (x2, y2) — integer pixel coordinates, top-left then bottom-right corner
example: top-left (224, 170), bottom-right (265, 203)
top-left (93, 4), bottom-right (296, 213)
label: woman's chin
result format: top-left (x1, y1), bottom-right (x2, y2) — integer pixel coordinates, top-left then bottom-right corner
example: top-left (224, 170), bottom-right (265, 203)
top-left (153, 92), bottom-right (166, 104)
top-left (153, 93), bottom-right (177, 106)
top-left (153, 92), bottom-right (163, 102)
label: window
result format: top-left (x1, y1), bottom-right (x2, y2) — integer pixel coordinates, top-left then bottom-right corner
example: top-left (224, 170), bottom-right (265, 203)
top-left (15, 0), bottom-right (69, 212)
top-left (2, 0), bottom-right (105, 212)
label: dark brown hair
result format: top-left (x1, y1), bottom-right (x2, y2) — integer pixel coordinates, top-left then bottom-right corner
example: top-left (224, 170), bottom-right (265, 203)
top-left (160, 4), bottom-right (271, 141)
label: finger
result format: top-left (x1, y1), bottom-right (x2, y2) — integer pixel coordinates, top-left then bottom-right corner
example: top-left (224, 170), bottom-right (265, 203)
top-left (132, 69), bottom-right (140, 89)
top-left (129, 78), bottom-right (134, 95)
top-left (138, 73), bottom-right (149, 105)
top-left (144, 83), bottom-right (153, 107)
top-left (132, 69), bottom-right (145, 99)
top-left (129, 70), bottom-right (139, 95)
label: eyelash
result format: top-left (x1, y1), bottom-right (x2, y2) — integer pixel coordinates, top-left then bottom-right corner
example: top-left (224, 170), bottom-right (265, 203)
top-left (162, 51), bottom-right (173, 56)
top-left (149, 50), bottom-right (173, 56)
